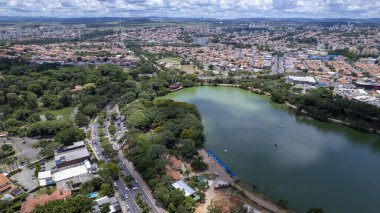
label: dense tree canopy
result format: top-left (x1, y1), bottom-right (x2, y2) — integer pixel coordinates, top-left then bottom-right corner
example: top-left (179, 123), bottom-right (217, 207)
top-left (32, 196), bottom-right (93, 213)
top-left (123, 99), bottom-right (205, 211)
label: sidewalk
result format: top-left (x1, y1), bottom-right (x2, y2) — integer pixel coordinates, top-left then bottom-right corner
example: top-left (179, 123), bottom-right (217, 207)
top-left (118, 150), bottom-right (166, 213)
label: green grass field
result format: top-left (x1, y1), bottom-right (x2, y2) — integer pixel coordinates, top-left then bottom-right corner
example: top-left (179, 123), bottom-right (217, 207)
top-left (162, 57), bottom-right (201, 74)
top-left (39, 106), bottom-right (78, 120)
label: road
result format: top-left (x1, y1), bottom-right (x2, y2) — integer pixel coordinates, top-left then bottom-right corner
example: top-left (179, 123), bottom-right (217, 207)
top-left (91, 122), bottom-right (140, 213)
top-left (92, 114), bottom-right (162, 213)
top-left (106, 106), bottom-right (162, 213)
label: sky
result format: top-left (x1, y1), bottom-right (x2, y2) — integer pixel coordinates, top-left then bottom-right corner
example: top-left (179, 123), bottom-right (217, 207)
top-left (0, 0), bottom-right (379, 19)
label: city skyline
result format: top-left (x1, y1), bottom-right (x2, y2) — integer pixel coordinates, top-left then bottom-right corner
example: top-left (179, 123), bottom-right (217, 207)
top-left (1, 0), bottom-right (380, 19)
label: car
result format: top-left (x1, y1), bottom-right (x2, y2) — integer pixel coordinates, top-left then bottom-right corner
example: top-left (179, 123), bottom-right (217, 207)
top-left (132, 187), bottom-right (138, 191)
top-left (113, 182), bottom-right (118, 189)
top-left (124, 194), bottom-right (128, 199)
top-left (125, 187), bottom-right (130, 191)
top-left (121, 195), bottom-right (125, 200)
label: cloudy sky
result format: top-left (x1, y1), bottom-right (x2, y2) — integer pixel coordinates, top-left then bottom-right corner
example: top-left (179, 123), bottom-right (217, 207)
top-left (0, 0), bottom-right (379, 19)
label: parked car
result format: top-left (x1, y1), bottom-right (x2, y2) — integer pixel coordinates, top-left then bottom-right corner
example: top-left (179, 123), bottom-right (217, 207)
top-left (124, 194), bottom-right (128, 199)
top-left (132, 187), bottom-right (138, 191)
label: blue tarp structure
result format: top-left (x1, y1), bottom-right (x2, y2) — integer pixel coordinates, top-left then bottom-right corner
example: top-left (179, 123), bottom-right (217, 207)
top-left (206, 149), bottom-right (237, 178)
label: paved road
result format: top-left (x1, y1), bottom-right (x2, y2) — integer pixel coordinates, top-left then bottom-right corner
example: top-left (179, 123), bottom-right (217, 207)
top-left (92, 117), bottom-right (162, 213)
top-left (91, 122), bottom-right (140, 213)
top-left (104, 107), bottom-right (162, 213)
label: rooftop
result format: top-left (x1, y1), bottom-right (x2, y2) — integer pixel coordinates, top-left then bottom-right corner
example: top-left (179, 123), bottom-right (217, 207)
top-left (55, 147), bottom-right (90, 163)
top-left (53, 164), bottom-right (90, 182)
top-left (172, 180), bottom-right (195, 196)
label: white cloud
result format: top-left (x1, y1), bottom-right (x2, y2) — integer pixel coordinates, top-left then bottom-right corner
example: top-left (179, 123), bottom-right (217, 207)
top-left (0, 0), bottom-right (378, 18)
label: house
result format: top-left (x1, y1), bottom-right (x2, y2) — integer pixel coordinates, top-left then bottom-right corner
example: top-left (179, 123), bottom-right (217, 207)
top-left (20, 189), bottom-right (71, 213)
top-left (0, 174), bottom-right (14, 196)
top-left (172, 180), bottom-right (195, 197)
top-left (286, 76), bottom-right (316, 86)
top-left (0, 173), bottom-right (21, 199)
top-left (169, 156), bottom-right (182, 171)
top-left (93, 196), bottom-right (121, 213)
top-left (55, 147), bottom-right (90, 169)
top-left (58, 141), bottom-right (85, 152)
top-left (165, 167), bottom-right (181, 181)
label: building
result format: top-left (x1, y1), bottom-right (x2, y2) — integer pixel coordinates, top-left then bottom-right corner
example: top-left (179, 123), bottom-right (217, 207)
top-left (0, 173), bottom-right (22, 199)
top-left (169, 156), bottom-right (182, 171)
top-left (55, 146), bottom-right (90, 169)
top-left (20, 189), bottom-right (71, 213)
top-left (287, 76), bottom-right (317, 86)
top-left (0, 174), bottom-right (13, 195)
top-left (355, 81), bottom-right (380, 90)
top-left (172, 180), bottom-right (195, 197)
top-left (38, 160), bottom-right (93, 188)
top-left (165, 167), bottom-right (181, 181)
top-left (57, 141), bottom-right (85, 152)
top-left (93, 196), bottom-right (121, 213)
top-left (193, 37), bottom-right (207, 46)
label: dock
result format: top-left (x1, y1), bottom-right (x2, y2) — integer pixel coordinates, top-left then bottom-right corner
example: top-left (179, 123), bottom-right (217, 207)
top-left (206, 149), bottom-right (238, 179)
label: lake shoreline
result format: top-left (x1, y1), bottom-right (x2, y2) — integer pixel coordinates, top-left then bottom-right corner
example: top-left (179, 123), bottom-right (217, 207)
top-left (198, 148), bottom-right (287, 213)
top-left (194, 83), bottom-right (380, 135)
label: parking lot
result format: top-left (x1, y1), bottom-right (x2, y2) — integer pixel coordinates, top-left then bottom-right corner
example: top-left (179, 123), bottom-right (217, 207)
top-left (11, 166), bottom-right (39, 191)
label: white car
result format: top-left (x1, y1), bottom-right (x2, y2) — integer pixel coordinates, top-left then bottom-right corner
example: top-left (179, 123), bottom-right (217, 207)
top-left (124, 194), bottom-right (128, 199)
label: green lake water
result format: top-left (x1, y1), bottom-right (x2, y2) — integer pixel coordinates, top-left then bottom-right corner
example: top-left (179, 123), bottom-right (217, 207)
top-left (162, 86), bottom-right (380, 213)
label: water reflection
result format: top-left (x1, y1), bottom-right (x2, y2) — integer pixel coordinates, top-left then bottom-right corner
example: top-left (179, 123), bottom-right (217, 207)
top-left (163, 86), bottom-right (380, 213)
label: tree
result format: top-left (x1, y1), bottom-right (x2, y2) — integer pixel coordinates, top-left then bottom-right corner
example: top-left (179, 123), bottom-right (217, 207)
top-left (32, 196), bottom-right (93, 213)
top-left (147, 144), bottom-right (168, 160)
top-left (121, 92), bottom-right (137, 104)
top-left (27, 83), bottom-right (43, 97)
top-left (100, 203), bottom-right (110, 213)
top-left (99, 162), bottom-right (121, 180)
top-left (75, 112), bottom-right (90, 127)
top-left (154, 186), bottom-right (171, 207)
top-left (191, 158), bottom-right (208, 171)
top-left (6, 93), bottom-right (23, 107)
top-left (307, 208), bottom-right (324, 213)
top-left (277, 199), bottom-right (288, 209)
top-left (127, 110), bottom-right (149, 129)
top-left (251, 184), bottom-right (259, 192)
top-left (34, 164), bottom-right (41, 176)
top-left (54, 127), bottom-right (86, 146)
top-left (45, 113), bottom-right (56, 121)
top-left (81, 103), bottom-right (97, 117)
top-left (99, 183), bottom-right (113, 197)
top-left (0, 144), bottom-right (15, 158)
top-left (25, 92), bottom-right (38, 109)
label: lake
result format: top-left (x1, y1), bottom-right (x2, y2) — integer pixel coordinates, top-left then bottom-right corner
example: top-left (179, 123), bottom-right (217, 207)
top-left (162, 86), bottom-right (380, 213)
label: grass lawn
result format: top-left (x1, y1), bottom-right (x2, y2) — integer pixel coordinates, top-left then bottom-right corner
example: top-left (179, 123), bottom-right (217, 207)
top-left (162, 57), bottom-right (181, 65)
top-left (181, 64), bottom-right (201, 74)
top-left (39, 106), bottom-right (78, 120)
top-left (162, 57), bottom-right (203, 74)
